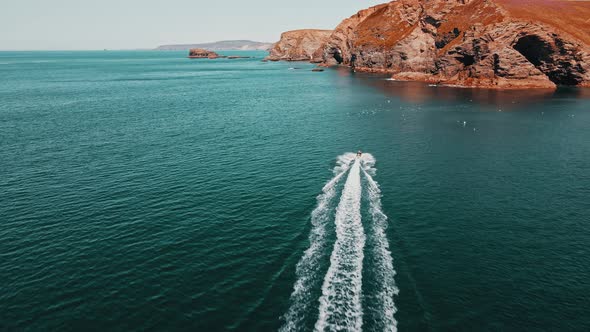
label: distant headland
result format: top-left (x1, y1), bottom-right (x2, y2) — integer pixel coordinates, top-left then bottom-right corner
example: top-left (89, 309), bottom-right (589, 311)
top-left (156, 40), bottom-right (272, 51)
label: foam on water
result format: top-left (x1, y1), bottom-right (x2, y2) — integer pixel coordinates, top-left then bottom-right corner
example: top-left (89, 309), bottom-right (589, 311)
top-left (315, 157), bottom-right (365, 331)
top-left (362, 156), bottom-right (399, 332)
top-left (281, 153), bottom-right (397, 331)
top-left (280, 153), bottom-right (356, 332)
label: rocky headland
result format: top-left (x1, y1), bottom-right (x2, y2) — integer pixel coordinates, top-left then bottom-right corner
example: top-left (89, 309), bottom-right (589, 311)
top-left (158, 40), bottom-right (272, 51)
top-left (275, 0), bottom-right (590, 88)
top-left (265, 29), bottom-right (333, 61)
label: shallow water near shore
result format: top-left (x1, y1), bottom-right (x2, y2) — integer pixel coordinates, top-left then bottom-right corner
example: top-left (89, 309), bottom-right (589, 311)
top-left (1, 50), bottom-right (590, 331)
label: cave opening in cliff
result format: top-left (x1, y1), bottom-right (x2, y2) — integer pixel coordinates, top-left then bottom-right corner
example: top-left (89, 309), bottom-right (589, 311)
top-left (332, 49), bottom-right (343, 64)
top-left (514, 35), bottom-right (552, 66)
top-left (514, 35), bottom-right (581, 85)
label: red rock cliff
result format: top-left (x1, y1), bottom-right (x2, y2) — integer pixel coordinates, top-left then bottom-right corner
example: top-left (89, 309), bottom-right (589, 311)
top-left (316, 0), bottom-right (590, 88)
top-left (188, 48), bottom-right (220, 59)
top-left (266, 29), bottom-right (333, 61)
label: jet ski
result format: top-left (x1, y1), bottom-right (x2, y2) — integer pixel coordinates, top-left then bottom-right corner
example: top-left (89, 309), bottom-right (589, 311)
top-left (356, 150), bottom-right (362, 157)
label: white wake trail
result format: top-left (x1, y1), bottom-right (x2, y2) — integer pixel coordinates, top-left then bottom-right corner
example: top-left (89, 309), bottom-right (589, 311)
top-left (315, 158), bottom-right (365, 332)
top-left (362, 155), bottom-right (399, 332)
top-left (280, 153), bottom-right (356, 332)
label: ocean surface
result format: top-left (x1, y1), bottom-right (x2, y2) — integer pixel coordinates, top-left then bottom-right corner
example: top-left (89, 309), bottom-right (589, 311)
top-left (1, 50), bottom-right (590, 332)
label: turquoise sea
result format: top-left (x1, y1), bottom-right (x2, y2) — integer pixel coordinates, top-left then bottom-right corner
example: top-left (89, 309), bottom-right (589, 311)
top-left (1, 50), bottom-right (590, 331)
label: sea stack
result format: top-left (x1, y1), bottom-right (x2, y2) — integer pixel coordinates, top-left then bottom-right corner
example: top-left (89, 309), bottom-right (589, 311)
top-left (265, 29), bottom-right (333, 62)
top-left (188, 48), bottom-right (220, 59)
top-left (313, 0), bottom-right (590, 88)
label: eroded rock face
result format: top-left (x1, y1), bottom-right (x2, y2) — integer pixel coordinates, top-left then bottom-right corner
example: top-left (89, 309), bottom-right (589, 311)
top-left (316, 0), bottom-right (590, 88)
top-left (188, 48), bottom-right (220, 59)
top-left (312, 4), bottom-right (388, 65)
top-left (266, 29), bottom-right (333, 61)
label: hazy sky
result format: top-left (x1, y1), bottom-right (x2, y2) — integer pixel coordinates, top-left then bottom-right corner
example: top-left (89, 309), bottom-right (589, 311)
top-left (0, 0), bottom-right (383, 50)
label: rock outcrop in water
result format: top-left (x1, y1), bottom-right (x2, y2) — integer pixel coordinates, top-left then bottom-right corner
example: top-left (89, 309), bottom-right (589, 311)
top-left (188, 48), bottom-right (220, 59)
top-left (311, 0), bottom-right (590, 88)
top-left (266, 29), bottom-right (333, 61)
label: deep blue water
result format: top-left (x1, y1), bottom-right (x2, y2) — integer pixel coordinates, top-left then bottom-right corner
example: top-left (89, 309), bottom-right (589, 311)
top-left (1, 50), bottom-right (590, 331)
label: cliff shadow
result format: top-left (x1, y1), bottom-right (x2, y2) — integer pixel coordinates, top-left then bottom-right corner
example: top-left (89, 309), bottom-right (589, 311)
top-left (335, 68), bottom-right (590, 110)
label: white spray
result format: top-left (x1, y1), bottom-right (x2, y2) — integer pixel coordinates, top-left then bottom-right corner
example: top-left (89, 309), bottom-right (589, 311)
top-left (362, 155), bottom-right (399, 332)
top-left (280, 153), bottom-right (356, 332)
top-left (315, 157), bottom-right (365, 332)
top-left (281, 153), bottom-right (398, 332)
